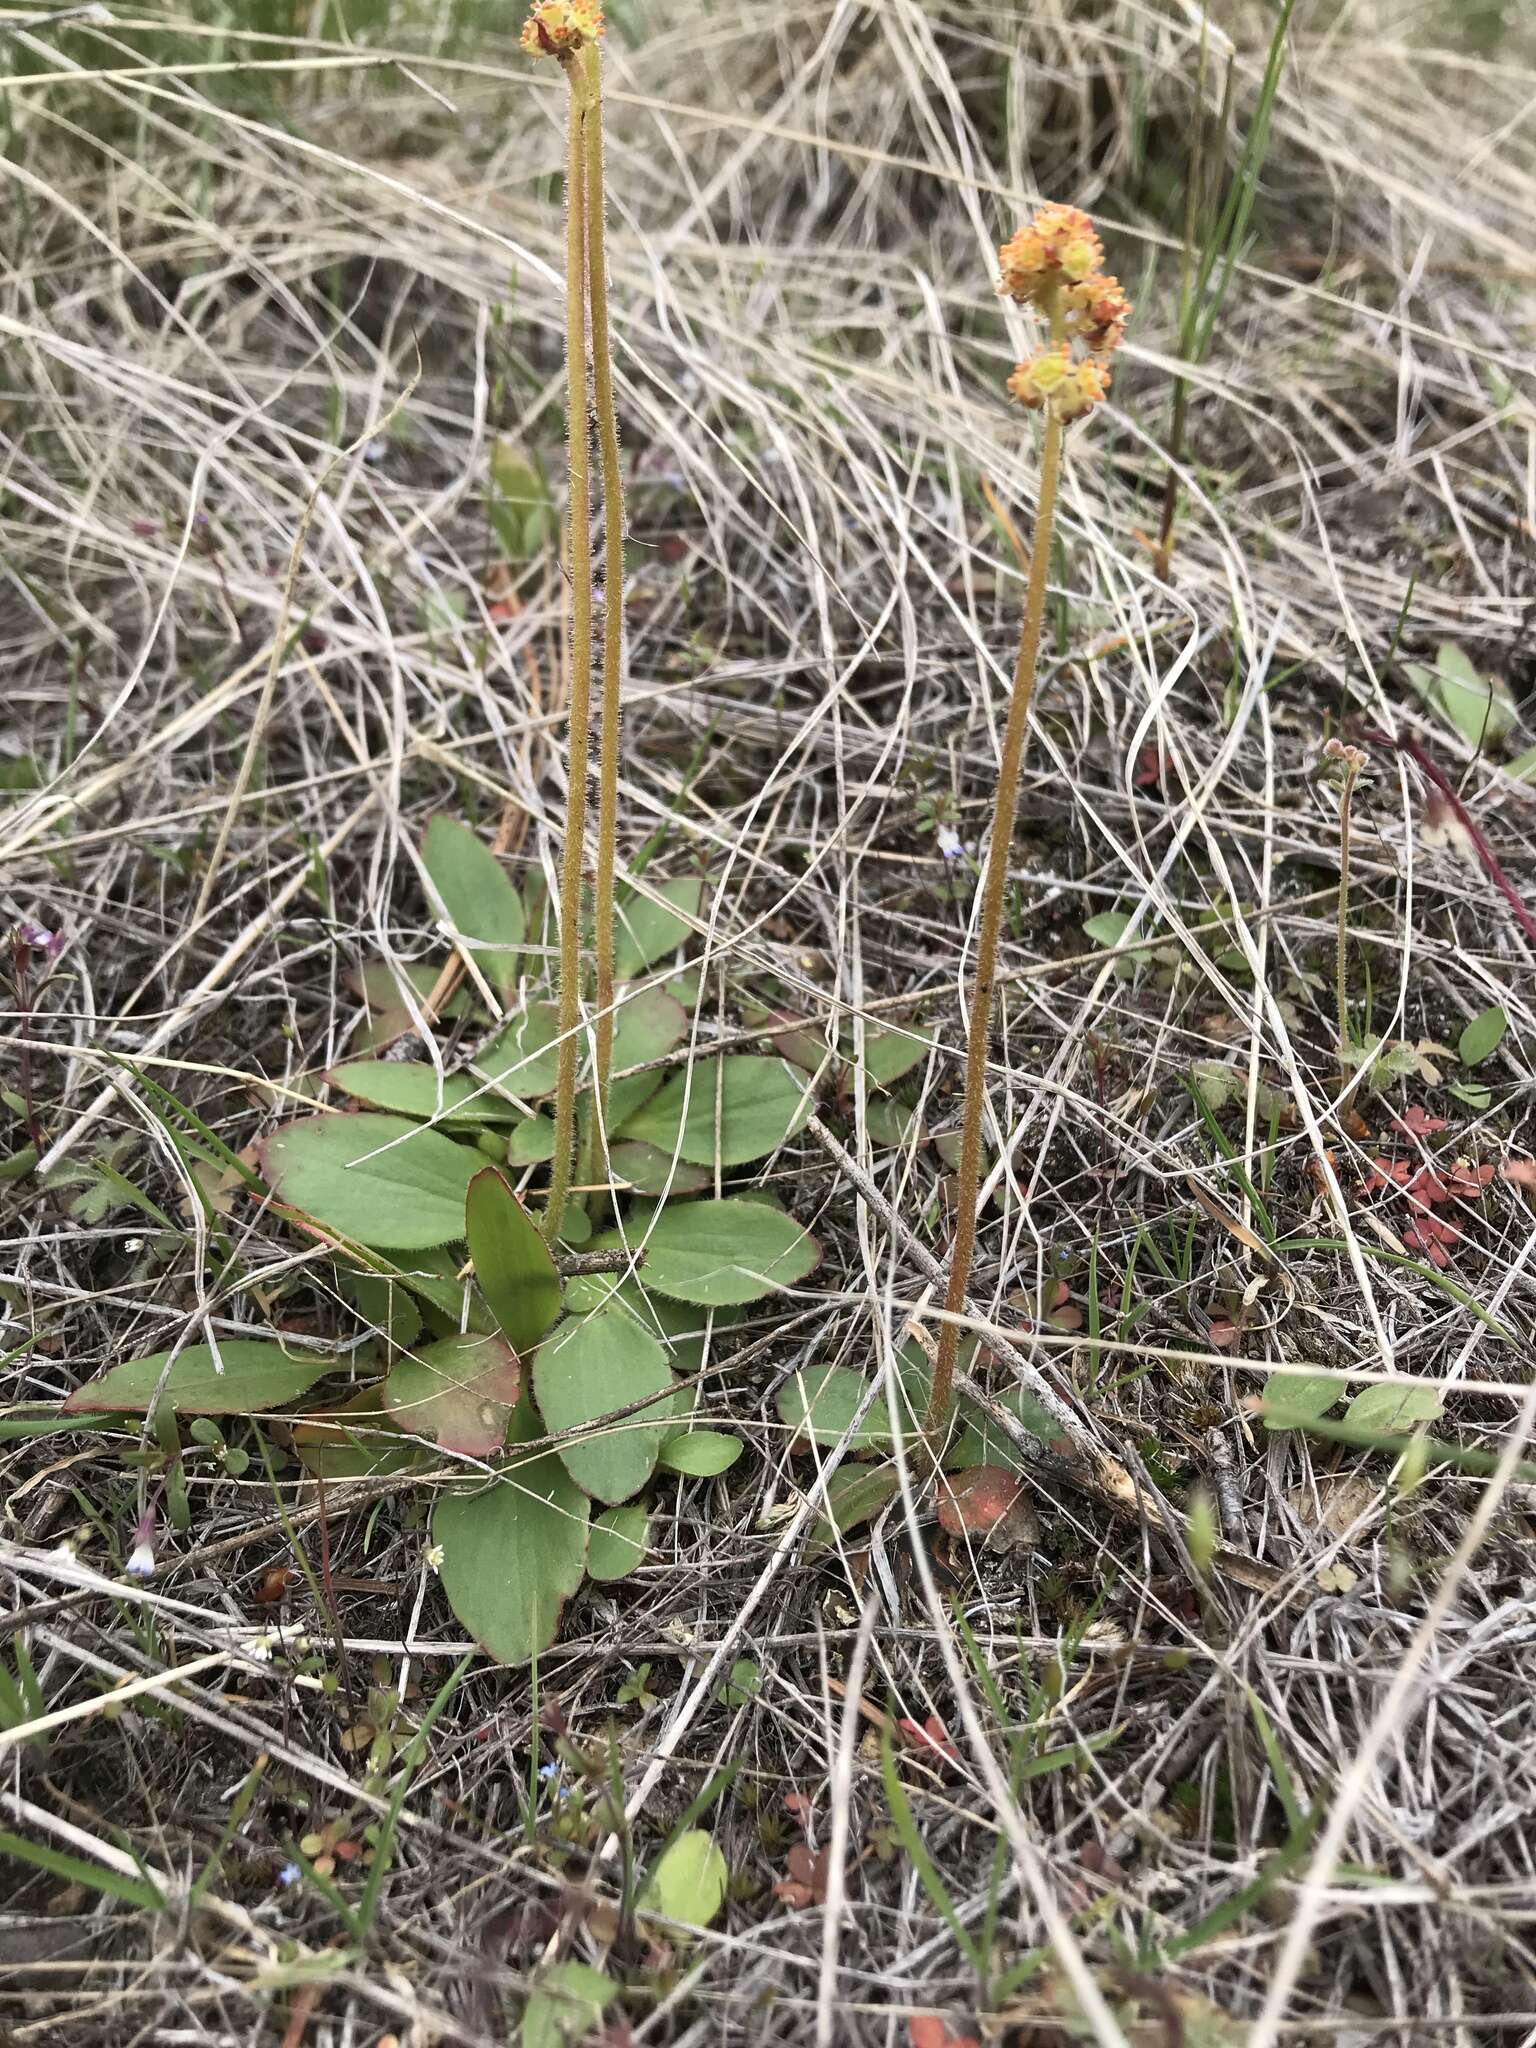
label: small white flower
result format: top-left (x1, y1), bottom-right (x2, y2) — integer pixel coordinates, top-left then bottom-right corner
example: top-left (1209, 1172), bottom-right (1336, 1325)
top-left (126, 1541), bottom-right (155, 1578)
top-left (425, 1543), bottom-right (445, 1572)
top-left (936, 824), bottom-right (964, 861)
top-left (245, 1635), bottom-right (275, 1665)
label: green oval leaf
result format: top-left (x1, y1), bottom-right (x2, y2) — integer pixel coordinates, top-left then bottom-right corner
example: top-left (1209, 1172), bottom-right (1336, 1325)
top-left (637, 1831), bottom-right (727, 1929)
top-left (472, 1003), bottom-right (561, 1104)
top-left (714, 1657), bottom-right (761, 1706)
top-left (613, 985), bottom-right (690, 1067)
top-left (466, 1166), bottom-right (562, 1357)
top-left (657, 1428), bottom-right (741, 1477)
top-left (384, 1332), bottom-right (522, 1456)
top-left (342, 1268), bottom-right (423, 1349)
top-left (534, 1304), bottom-right (677, 1504)
top-left (588, 1503), bottom-right (649, 1583)
top-left (776, 1364), bottom-right (931, 1454)
top-left (1403, 644), bottom-right (1517, 751)
top-left (613, 877), bottom-right (704, 978)
top-left (1458, 1004), bottom-right (1507, 1069)
top-left (559, 1271), bottom-right (739, 1376)
top-left (591, 987), bottom-right (691, 1136)
top-left (487, 441), bottom-right (554, 567)
top-left (1260, 1371), bottom-right (1345, 1432)
top-left (618, 1056), bottom-right (812, 1168)
top-left (855, 1025), bottom-right (934, 1088)
top-left (346, 958), bottom-right (471, 1019)
top-left (608, 1140), bottom-right (712, 1196)
top-left (433, 1406), bottom-right (590, 1665)
top-left (329, 1061), bottom-right (518, 1127)
top-left (508, 1115), bottom-right (556, 1164)
top-left (1082, 911), bottom-right (1131, 948)
top-left (638, 1197), bottom-right (820, 1306)
top-left (1343, 1382), bottom-right (1443, 1435)
top-left (63, 1341), bottom-right (335, 1416)
top-left (421, 817), bottom-right (525, 997)
top-left (805, 1462), bottom-right (902, 1555)
top-left (260, 1112), bottom-right (480, 1250)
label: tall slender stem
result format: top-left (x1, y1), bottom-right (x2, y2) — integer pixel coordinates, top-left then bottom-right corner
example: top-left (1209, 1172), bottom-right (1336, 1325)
top-left (1335, 757), bottom-right (1360, 1099)
top-left (583, 44), bottom-right (626, 1189)
top-left (544, 69), bottom-right (593, 1247)
top-left (926, 405), bottom-right (1065, 1437)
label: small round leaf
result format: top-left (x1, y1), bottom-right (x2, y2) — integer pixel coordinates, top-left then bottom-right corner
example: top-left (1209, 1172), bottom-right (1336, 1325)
top-left (637, 1831), bottom-right (727, 1928)
top-left (588, 1504), bottom-right (649, 1583)
top-left (657, 1429), bottom-right (742, 1477)
top-left (384, 1332), bottom-right (521, 1456)
top-left (1260, 1372), bottom-right (1345, 1432)
top-left (1344, 1382), bottom-right (1443, 1434)
top-left (534, 1305), bottom-right (677, 1504)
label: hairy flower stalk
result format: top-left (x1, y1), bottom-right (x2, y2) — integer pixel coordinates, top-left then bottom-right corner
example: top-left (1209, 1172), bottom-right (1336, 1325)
top-left (583, 43), bottom-right (627, 1192)
top-left (926, 207), bottom-right (1130, 1438)
top-left (522, 0), bottom-right (614, 1241)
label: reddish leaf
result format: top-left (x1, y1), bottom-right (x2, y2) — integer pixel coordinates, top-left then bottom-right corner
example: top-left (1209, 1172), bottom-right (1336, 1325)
top-left (1361, 1155), bottom-right (1411, 1196)
top-left (383, 1333), bottom-right (521, 1456)
top-left (1078, 1840), bottom-right (1128, 1884)
top-left (1503, 1157), bottom-right (1536, 1190)
top-left (772, 1842), bottom-right (831, 1909)
top-left (936, 1466), bottom-right (1024, 1536)
top-left (1048, 1297), bottom-right (1083, 1333)
top-left (1394, 1105), bottom-right (1450, 1136)
top-left (1206, 1315), bottom-right (1239, 1350)
top-left (1403, 1215), bottom-right (1461, 1267)
top-left (1404, 1167), bottom-right (1452, 1210)
top-left (252, 1566), bottom-right (300, 1606)
top-left (784, 1792), bottom-right (814, 1823)
top-left (898, 1713), bottom-right (959, 1769)
top-left (909, 2017), bottom-right (980, 2048)
top-left (1444, 1160), bottom-right (1495, 1198)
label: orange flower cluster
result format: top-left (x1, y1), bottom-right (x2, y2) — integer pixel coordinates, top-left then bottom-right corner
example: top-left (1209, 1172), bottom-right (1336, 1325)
top-left (998, 204), bottom-right (1104, 301)
top-left (1006, 347), bottom-right (1110, 422)
top-left (999, 204), bottom-right (1130, 423)
top-left (520, 0), bottom-right (604, 58)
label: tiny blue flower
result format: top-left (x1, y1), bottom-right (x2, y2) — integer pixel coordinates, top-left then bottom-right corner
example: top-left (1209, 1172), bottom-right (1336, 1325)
top-left (936, 824), bottom-right (964, 861)
top-left (538, 1760), bottom-right (561, 1781)
top-left (278, 1862), bottom-right (301, 1887)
